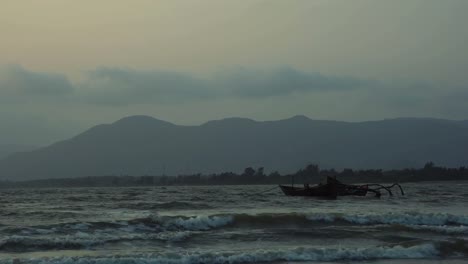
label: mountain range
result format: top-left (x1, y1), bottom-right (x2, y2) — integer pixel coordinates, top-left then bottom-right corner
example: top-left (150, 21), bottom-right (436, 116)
top-left (0, 144), bottom-right (37, 160)
top-left (0, 115), bottom-right (467, 180)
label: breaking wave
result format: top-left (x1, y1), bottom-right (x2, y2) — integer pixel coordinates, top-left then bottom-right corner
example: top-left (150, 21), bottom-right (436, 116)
top-left (3, 211), bottom-right (467, 252)
top-left (5, 211), bottom-right (468, 236)
top-left (3, 241), bottom-right (468, 264)
top-left (307, 212), bottom-right (468, 226)
top-left (228, 211), bottom-right (468, 227)
top-left (0, 215), bottom-right (232, 252)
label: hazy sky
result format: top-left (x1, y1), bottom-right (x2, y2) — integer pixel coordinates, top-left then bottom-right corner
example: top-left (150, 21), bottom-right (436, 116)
top-left (1, 0), bottom-right (468, 145)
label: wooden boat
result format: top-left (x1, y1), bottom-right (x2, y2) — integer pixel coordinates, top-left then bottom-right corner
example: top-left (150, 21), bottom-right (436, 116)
top-left (279, 176), bottom-right (339, 198)
top-left (279, 184), bottom-right (338, 198)
top-left (279, 176), bottom-right (404, 198)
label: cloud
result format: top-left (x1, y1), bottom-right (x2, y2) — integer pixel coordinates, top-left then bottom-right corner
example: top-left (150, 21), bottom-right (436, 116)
top-left (0, 65), bottom-right (370, 105)
top-left (78, 67), bottom-right (212, 105)
top-left (0, 65), bottom-right (73, 99)
top-left (214, 67), bottom-right (369, 98)
top-left (2, 64), bottom-right (468, 118)
top-left (76, 66), bottom-right (366, 105)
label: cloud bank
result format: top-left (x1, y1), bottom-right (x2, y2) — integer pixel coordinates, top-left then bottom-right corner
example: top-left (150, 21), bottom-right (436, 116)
top-left (1, 65), bottom-right (368, 105)
top-left (1, 64), bottom-right (467, 145)
top-left (0, 65), bottom-right (73, 102)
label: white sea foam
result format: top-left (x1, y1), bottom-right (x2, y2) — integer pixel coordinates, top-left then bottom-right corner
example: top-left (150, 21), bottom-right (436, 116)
top-left (0, 243), bottom-right (439, 264)
top-left (307, 212), bottom-right (468, 226)
top-left (163, 215), bottom-right (234, 231)
top-left (306, 213), bottom-right (335, 223)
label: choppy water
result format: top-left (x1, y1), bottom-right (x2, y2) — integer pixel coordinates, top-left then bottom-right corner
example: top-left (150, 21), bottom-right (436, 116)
top-left (0, 182), bottom-right (468, 263)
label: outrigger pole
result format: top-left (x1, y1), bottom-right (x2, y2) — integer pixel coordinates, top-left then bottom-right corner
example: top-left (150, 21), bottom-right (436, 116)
top-left (365, 183), bottom-right (405, 196)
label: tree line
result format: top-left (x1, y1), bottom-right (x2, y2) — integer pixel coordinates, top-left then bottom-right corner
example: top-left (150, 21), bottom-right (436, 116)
top-left (0, 162), bottom-right (467, 188)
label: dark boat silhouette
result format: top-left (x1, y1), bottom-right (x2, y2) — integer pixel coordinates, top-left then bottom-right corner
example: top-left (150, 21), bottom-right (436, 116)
top-left (279, 176), bottom-right (340, 198)
top-left (279, 177), bottom-right (403, 198)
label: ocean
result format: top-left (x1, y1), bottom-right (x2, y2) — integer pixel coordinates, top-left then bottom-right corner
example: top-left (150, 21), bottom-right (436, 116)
top-left (0, 181), bottom-right (467, 263)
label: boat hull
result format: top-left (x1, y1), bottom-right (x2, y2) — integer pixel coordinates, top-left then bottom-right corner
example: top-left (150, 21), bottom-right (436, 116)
top-left (279, 184), bottom-right (338, 198)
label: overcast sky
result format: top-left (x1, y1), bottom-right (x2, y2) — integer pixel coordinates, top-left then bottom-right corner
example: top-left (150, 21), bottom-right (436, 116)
top-left (1, 0), bottom-right (468, 145)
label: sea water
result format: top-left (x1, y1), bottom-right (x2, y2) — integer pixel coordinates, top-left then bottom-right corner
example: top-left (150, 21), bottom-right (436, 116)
top-left (0, 182), bottom-right (467, 263)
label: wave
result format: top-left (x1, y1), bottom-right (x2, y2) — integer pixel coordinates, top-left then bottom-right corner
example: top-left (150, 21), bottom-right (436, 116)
top-left (1, 210), bottom-right (82, 219)
top-left (2, 215), bottom-right (232, 239)
top-left (308, 212), bottom-right (468, 226)
top-left (383, 224), bottom-right (468, 235)
top-left (163, 215), bottom-right (233, 231)
top-left (160, 211), bottom-right (468, 235)
top-left (2, 211), bottom-right (468, 253)
top-left (3, 241), bottom-right (468, 264)
top-left (111, 201), bottom-right (212, 210)
top-left (0, 236), bottom-right (84, 252)
top-left (0, 230), bottom-right (192, 252)
top-left (5, 211), bottom-right (468, 237)
top-left (223, 211), bottom-right (468, 229)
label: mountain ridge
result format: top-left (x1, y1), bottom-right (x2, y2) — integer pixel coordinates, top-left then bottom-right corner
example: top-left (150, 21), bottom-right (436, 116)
top-left (0, 115), bottom-right (467, 180)
top-left (0, 144), bottom-right (38, 160)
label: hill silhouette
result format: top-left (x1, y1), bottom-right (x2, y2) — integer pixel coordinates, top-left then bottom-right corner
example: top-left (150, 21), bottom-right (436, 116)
top-left (0, 144), bottom-right (37, 160)
top-left (0, 115), bottom-right (467, 180)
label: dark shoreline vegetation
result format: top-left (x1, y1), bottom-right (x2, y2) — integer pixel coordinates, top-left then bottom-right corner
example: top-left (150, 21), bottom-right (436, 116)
top-left (0, 162), bottom-right (467, 189)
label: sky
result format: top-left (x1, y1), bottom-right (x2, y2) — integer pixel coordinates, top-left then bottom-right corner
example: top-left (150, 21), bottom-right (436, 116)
top-left (1, 0), bottom-right (468, 146)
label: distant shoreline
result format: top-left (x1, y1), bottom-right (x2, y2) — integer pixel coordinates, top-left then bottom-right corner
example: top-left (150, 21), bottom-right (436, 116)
top-left (1, 178), bottom-right (467, 190)
top-left (1, 162), bottom-right (467, 189)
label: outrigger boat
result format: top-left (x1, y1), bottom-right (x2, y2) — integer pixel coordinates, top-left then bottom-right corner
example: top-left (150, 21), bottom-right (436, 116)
top-left (279, 176), bottom-right (404, 198)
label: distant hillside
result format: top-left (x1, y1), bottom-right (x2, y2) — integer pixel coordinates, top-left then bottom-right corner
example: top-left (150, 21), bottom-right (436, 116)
top-left (0, 115), bottom-right (467, 180)
top-left (0, 144), bottom-right (37, 160)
